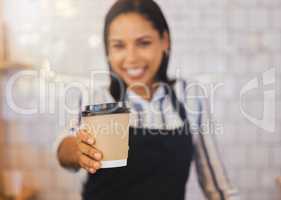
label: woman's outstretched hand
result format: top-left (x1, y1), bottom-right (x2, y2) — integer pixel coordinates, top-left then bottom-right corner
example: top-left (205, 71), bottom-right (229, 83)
top-left (76, 130), bottom-right (103, 174)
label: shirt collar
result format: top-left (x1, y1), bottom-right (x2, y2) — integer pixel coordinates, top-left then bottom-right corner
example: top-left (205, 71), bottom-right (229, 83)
top-left (126, 84), bottom-right (166, 105)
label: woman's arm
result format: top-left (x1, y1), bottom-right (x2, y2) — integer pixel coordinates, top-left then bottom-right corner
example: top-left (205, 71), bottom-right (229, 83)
top-left (194, 133), bottom-right (240, 199)
top-left (193, 98), bottom-right (240, 200)
top-left (179, 79), bottom-right (240, 199)
top-left (56, 88), bottom-right (109, 172)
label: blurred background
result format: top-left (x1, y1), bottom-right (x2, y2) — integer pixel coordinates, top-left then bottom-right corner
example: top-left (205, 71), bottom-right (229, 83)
top-left (0, 0), bottom-right (280, 199)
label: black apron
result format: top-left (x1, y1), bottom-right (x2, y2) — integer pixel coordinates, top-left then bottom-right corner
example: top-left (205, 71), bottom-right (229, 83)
top-left (82, 88), bottom-right (194, 200)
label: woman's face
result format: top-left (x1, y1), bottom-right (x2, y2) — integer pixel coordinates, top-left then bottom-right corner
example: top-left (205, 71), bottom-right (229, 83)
top-left (107, 12), bottom-right (169, 89)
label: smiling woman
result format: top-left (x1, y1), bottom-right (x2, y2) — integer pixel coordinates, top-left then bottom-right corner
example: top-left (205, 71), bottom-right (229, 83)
top-left (104, 0), bottom-right (174, 102)
top-left (107, 12), bottom-right (169, 96)
top-left (56, 1), bottom-right (240, 200)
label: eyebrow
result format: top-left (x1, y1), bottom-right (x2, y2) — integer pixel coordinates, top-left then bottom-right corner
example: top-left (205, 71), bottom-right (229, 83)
top-left (109, 35), bottom-right (153, 43)
top-left (136, 35), bottom-right (153, 40)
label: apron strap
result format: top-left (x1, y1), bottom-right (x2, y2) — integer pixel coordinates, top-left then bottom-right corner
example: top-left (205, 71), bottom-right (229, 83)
top-left (163, 84), bottom-right (188, 123)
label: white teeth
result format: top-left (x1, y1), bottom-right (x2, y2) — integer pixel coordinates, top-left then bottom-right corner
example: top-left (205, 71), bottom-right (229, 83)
top-left (127, 68), bottom-right (145, 77)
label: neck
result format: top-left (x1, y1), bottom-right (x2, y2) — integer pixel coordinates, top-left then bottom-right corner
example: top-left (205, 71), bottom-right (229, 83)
top-left (128, 82), bottom-right (158, 101)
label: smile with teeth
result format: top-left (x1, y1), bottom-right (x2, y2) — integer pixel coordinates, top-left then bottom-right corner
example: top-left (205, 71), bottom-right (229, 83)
top-left (126, 67), bottom-right (146, 78)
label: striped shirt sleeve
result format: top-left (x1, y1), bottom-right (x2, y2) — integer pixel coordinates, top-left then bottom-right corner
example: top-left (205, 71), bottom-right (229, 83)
top-left (180, 79), bottom-right (240, 200)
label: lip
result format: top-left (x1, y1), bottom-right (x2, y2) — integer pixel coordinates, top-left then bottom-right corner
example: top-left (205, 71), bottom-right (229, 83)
top-left (124, 66), bottom-right (148, 79)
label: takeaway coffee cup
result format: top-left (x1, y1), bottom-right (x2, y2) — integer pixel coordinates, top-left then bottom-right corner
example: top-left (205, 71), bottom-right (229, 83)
top-left (81, 102), bottom-right (130, 168)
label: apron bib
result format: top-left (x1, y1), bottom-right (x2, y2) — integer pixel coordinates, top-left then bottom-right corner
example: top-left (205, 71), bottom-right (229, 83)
top-left (82, 89), bottom-right (194, 200)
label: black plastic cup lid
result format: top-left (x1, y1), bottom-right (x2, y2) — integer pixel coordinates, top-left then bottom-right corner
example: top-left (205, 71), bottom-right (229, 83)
top-left (82, 102), bottom-right (130, 117)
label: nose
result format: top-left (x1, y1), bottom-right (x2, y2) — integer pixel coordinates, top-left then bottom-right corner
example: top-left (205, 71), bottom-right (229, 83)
top-left (124, 45), bottom-right (138, 65)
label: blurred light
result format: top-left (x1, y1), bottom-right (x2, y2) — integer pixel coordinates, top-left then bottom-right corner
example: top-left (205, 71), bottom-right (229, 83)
top-left (88, 34), bottom-right (101, 48)
top-left (55, 0), bottom-right (78, 18)
top-left (42, 60), bottom-right (51, 71)
top-left (41, 60), bottom-right (55, 80)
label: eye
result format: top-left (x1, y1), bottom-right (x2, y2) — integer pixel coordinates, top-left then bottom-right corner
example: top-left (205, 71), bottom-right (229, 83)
top-left (138, 40), bottom-right (151, 48)
top-left (110, 43), bottom-right (125, 50)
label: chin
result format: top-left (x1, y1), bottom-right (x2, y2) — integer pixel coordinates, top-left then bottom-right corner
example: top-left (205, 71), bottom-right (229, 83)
top-left (126, 77), bottom-right (150, 87)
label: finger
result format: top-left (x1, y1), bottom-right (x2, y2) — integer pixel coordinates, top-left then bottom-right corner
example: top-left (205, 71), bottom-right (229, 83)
top-left (79, 154), bottom-right (101, 171)
top-left (80, 162), bottom-right (96, 174)
top-left (77, 130), bottom-right (95, 145)
top-left (85, 167), bottom-right (96, 174)
top-left (78, 142), bottom-right (103, 161)
top-left (80, 160), bottom-right (95, 173)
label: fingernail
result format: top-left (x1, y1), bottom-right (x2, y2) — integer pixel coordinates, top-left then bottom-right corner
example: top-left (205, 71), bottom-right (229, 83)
top-left (94, 153), bottom-right (101, 160)
top-left (94, 162), bottom-right (100, 169)
top-left (90, 168), bottom-right (95, 174)
top-left (87, 138), bottom-right (94, 144)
